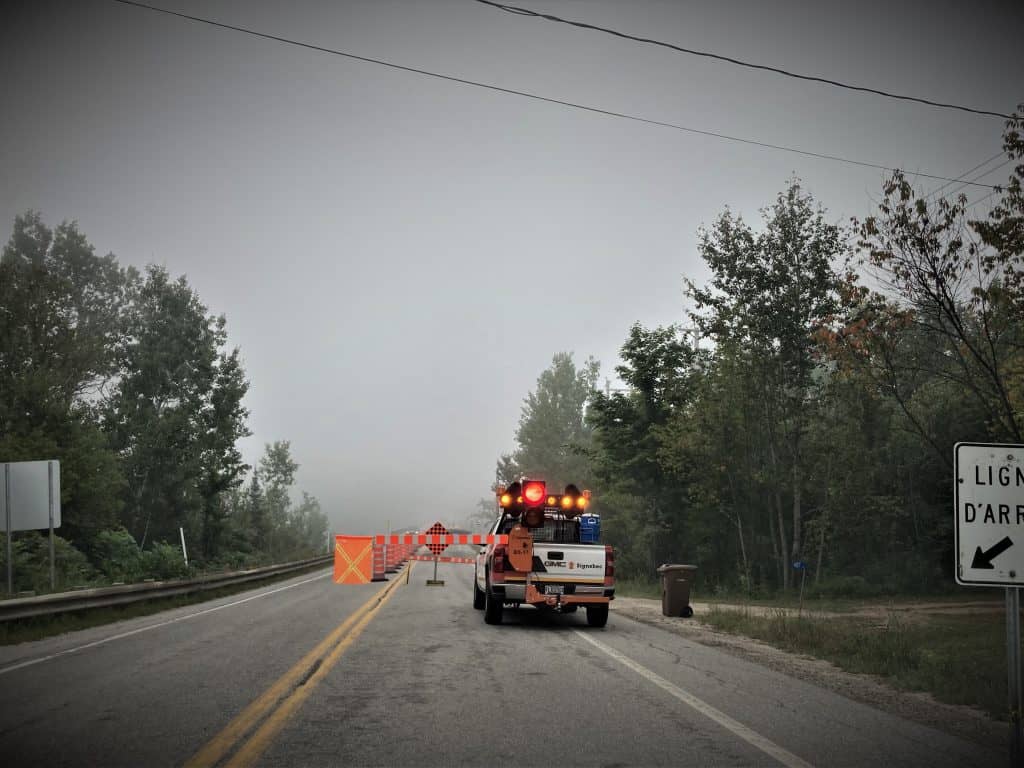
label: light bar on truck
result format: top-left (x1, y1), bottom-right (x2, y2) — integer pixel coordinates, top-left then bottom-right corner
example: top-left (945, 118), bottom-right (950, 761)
top-left (495, 480), bottom-right (593, 517)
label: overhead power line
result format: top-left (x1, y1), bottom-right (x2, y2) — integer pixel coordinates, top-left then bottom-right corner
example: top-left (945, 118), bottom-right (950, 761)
top-left (926, 151), bottom-right (1006, 200)
top-left (942, 157), bottom-right (1013, 200)
top-left (475, 0), bottom-right (1015, 120)
top-left (109, 0), bottom-right (998, 189)
top-left (967, 189), bottom-right (1000, 209)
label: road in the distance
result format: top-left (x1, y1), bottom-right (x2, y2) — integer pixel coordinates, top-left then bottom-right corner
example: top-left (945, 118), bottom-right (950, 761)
top-left (0, 562), bottom-right (1001, 767)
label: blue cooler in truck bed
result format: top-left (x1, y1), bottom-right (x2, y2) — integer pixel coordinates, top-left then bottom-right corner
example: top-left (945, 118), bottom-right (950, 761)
top-left (579, 514), bottom-right (600, 543)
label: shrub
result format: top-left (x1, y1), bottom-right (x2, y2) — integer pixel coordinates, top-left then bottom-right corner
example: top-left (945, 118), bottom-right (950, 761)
top-left (92, 528), bottom-right (145, 582)
top-left (213, 549), bottom-right (263, 571)
top-left (141, 541), bottom-right (189, 580)
top-left (0, 532), bottom-right (97, 593)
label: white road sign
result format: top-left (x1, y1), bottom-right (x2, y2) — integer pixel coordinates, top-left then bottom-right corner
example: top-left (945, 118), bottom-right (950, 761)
top-left (955, 442), bottom-right (1024, 587)
top-left (1, 460), bottom-right (61, 532)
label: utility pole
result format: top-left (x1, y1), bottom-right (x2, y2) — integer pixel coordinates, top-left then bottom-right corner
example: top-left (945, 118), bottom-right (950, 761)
top-left (681, 326), bottom-right (702, 352)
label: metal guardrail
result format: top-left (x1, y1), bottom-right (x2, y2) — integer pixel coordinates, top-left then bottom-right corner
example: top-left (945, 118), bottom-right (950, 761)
top-left (0, 554), bottom-right (333, 622)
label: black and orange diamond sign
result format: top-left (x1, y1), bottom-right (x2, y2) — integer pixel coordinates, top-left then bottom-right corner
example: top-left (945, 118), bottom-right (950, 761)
top-left (425, 521), bottom-right (449, 556)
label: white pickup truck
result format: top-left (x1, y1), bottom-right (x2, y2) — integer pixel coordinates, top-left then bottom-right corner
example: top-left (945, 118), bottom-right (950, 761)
top-left (474, 508), bottom-right (615, 627)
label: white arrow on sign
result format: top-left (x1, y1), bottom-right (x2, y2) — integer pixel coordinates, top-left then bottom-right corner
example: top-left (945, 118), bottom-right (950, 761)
top-left (955, 442), bottom-right (1024, 587)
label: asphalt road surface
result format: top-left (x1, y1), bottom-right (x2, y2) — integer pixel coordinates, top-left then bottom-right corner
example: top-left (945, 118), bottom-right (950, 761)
top-left (0, 563), bottom-right (1001, 767)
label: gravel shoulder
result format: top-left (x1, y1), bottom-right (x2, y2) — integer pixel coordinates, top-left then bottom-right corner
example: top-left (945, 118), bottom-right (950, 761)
top-left (611, 596), bottom-right (1004, 749)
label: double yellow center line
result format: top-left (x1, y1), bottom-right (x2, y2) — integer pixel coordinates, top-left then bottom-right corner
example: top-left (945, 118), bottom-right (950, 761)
top-left (185, 564), bottom-right (411, 768)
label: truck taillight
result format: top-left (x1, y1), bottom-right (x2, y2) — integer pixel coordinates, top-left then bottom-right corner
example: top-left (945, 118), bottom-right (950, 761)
top-left (492, 545), bottom-right (506, 574)
top-left (605, 545), bottom-right (615, 581)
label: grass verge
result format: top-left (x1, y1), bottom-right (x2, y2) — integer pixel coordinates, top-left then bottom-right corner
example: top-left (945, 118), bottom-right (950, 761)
top-left (703, 605), bottom-right (1014, 721)
top-left (615, 579), bottom-right (662, 599)
top-left (0, 562), bottom-right (331, 646)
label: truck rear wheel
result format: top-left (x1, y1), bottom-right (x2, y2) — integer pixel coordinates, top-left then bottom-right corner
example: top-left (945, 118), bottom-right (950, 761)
top-left (483, 585), bottom-right (503, 625)
top-left (586, 604), bottom-right (609, 627)
top-left (473, 579), bottom-right (485, 609)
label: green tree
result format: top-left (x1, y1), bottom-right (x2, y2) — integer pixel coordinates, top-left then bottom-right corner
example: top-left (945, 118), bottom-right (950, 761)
top-left (656, 338), bottom-right (766, 590)
top-left (197, 347), bottom-right (250, 558)
top-left (246, 469), bottom-right (267, 551)
top-left (258, 440), bottom-right (299, 557)
top-left (0, 212), bottom-right (129, 545)
top-left (686, 181), bottom-right (843, 588)
top-left (289, 491), bottom-right (329, 555)
top-left (498, 352), bottom-right (600, 488)
top-left (843, 112), bottom-right (1024, 446)
top-left (103, 266), bottom-right (250, 558)
top-left (588, 325), bottom-right (695, 576)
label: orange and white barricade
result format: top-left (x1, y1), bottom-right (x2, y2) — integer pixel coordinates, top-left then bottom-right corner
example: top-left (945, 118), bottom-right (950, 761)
top-left (334, 535), bottom-right (374, 584)
top-left (371, 541), bottom-right (386, 582)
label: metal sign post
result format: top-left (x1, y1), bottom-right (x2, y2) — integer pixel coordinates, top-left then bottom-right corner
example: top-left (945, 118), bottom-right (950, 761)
top-left (4, 463), bottom-right (10, 596)
top-left (1009, 588), bottom-right (1022, 766)
top-left (793, 560), bottom-right (808, 618)
top-left (954, 442), bottom-right (1024, 768)
top-left (424, 521), bottom-right (448, 586)
top-left (48, 461), bottom-right (55, 591)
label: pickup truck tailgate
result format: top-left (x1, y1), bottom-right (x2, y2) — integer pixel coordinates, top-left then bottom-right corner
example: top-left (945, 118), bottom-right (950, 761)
top-left (531, 543), bottom-right (605, 582)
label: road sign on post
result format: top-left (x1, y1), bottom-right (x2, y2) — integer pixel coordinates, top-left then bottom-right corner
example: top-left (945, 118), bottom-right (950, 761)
top-left (2, 460), bottom-right (61, 595)
top-left (424, 521), bottom-right (448, 586)
top-left (955, 442), bottom-right (1024, 586)
top-left (954, 442), bottom-right (1024, 767)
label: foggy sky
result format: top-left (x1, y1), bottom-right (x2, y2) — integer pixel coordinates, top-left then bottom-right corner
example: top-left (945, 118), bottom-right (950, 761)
top-left (2, 0), bottom-right (1020, 533)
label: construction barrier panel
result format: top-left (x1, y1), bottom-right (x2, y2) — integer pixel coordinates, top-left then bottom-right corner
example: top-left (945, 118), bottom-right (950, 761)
top-left (373, 534), bottom-right (508, 546)
top-left (334, 535), bottom-right (374, 584)
top-left (372, 542), bottom-right (386, 582)
top-left (385, 541), bottom-right (400, 573)
top-left (407, 555), bottom-right (475, 564)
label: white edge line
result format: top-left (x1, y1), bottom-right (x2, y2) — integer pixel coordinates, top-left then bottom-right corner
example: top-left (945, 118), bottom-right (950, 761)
top-left (573, 629), bottom-right (815, 768)
top-left (0, 571), bottom-right (331, 677)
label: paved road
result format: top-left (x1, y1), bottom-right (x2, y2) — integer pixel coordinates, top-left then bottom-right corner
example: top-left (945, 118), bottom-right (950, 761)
top-left (0, 563), bottom-right (1001, 767)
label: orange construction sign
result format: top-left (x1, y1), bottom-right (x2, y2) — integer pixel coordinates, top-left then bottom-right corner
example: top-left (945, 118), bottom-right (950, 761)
top-left (424, 521), bottom-right (450, 556)
top-left (334, 535), bottom-right (374, 584)
top-left (508, 524), bottom-right (533, 572)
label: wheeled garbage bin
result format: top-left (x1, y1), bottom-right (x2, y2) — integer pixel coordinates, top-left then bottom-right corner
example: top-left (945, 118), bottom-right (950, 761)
top-left (657, 564), bottom-right (697, 617)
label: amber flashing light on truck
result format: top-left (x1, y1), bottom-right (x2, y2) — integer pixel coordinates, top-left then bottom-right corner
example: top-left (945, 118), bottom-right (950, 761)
top-left (497, 480), bottom-right (591, 520)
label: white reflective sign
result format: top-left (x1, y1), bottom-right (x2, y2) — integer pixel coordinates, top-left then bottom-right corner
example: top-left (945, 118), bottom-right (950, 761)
top-left (955, 443), bottom-right (1024, 586)
top-left (1, 460), bottom-right (61, 532)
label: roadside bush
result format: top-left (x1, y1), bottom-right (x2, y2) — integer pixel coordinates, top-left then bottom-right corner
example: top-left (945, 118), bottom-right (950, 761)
top-left (213, 549), bottom-right (263, 571)
top-left (861, 555), bottom-right (950, 595)
top-left (92, 527), bottom-right (145, 582)
top-left (0, 532), bottom-right (97, 593)
top-left (142, 541), bottom-right (189, 580)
